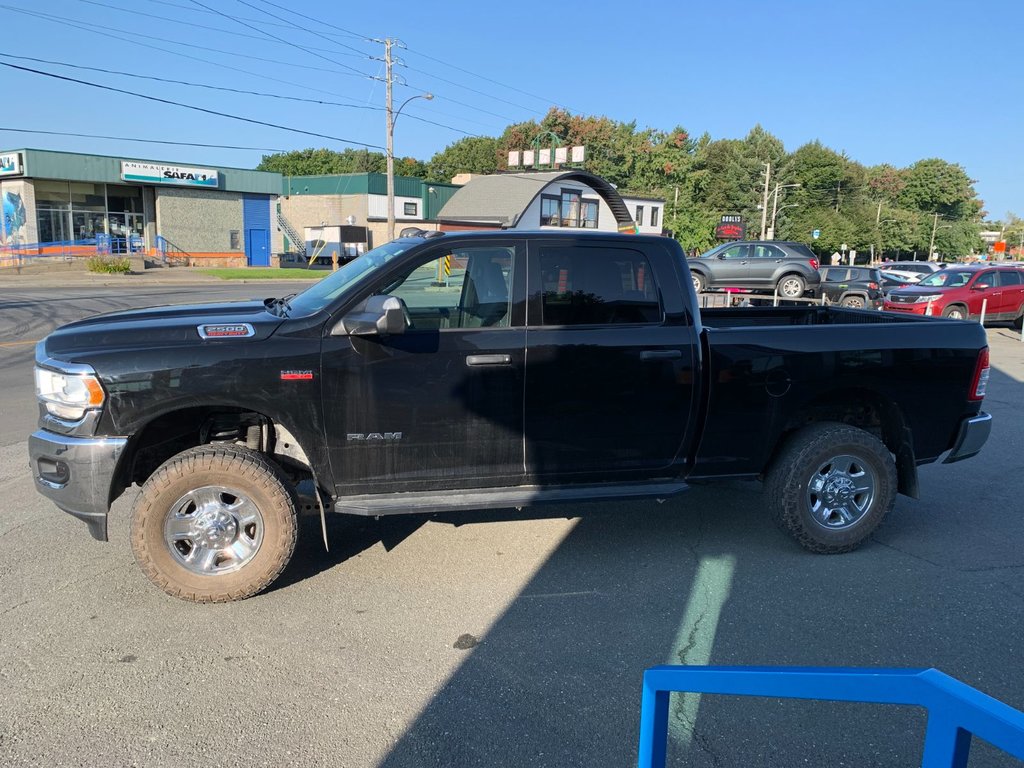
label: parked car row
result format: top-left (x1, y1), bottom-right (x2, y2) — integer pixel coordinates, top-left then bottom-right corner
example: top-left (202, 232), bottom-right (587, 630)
top-left (883, 264), bottom-right (1024, 326)
top-left (686, 244), bottom-right (1024, 325)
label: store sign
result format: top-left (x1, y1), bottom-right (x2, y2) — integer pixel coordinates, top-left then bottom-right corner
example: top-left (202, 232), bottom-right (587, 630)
top-left (715, 215), bottom-right (746, 240)
top-left (0, 153), bottom-right (23, 176)
top-left (120, 161), bottom-right (219, 188)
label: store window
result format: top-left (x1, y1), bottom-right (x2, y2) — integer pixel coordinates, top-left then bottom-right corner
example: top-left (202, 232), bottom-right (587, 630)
top-left (540, 195), bottom-right (560, 226)
top-left (560, 189), bottom-right (582, 227)
top-left (635, 206), bottom-right (644, 226)
top-left (650, 206), bottom-right (659, 228)
top-left (403, 202), bottom-right (418, 216)
top-left (581, 200), bottom-right (599, 229)
top-left (35, 181), bottom-right (72, 245)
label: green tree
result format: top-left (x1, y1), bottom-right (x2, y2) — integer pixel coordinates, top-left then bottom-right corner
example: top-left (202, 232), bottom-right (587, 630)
top-left (426, 136), bottom-right (500, 182)
top-left (257, 148), bottom-right (427, 178)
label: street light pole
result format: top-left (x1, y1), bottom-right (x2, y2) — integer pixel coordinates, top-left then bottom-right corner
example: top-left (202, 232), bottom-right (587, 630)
top-left (760, 162), bottom-right (771, 239)
top-left (385, 82), bottom-right (433, 242)
top-left (928, 213), bottom-right (953, 261)
top-left (768, 183), bottom-right (800, 240)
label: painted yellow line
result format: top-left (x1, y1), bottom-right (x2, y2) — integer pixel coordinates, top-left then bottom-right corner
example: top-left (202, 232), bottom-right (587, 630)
top-left (0, 339), bottom-right (39, 347)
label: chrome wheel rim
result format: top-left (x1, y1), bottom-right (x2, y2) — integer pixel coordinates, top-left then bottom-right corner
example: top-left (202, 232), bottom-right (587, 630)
top-left (692, 275), bottom-right (703, 292)
top-left (780, 278), bottom-right (803, 297)
top-left (164, 486), bottom-right (264, 575)
top-left (805, 455), bottom-right (876, 530)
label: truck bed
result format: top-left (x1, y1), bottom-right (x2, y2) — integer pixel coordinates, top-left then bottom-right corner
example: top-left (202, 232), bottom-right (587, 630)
top-left (700, 306), bottom-right (940, 328)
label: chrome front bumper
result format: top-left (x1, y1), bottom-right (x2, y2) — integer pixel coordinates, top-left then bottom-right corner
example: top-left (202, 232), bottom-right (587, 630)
top-left (28, 430), bottom-right (128, 541)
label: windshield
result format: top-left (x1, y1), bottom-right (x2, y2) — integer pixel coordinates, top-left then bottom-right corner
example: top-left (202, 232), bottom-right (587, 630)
top-left (284, 239), bottom-right (420, 316)
top-left (917, 270), bottom-right (974, 288)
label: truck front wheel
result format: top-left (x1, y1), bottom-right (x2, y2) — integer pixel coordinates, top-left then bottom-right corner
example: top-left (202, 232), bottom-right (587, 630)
top-left (764, 423), bottom-right (896, 554)
top-left (130, 445), bottom-right (298, 602)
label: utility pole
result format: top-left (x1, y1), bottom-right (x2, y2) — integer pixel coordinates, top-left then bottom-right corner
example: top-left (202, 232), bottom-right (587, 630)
top-left (770, 182), bottom-right (780, 240)
top-left (835, 180), bottom-right (841, 213)
top-left (760, 162), bottom-right (771, 238)
top-left (384, 38), bottom-right (395, 243)
top-left (928, 212), bottom-right (939, 260)
top-left (876, 201), bottom-right (882, 225)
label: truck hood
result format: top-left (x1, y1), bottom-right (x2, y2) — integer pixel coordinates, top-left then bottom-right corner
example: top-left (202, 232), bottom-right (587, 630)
top-left (42, 300), bottom-right (287, 359)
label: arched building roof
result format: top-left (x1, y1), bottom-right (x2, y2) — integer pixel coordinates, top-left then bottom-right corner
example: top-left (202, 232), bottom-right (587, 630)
top-left (436, 170), bottom-right (634, 229)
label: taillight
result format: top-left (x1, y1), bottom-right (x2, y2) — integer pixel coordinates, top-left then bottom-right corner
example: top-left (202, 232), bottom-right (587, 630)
top-left (809, 258), bottom-right (819, 270)
top-left (968, 347), bottom-right (990, 401)
top-left (868, 282), bottom-right (879, 290)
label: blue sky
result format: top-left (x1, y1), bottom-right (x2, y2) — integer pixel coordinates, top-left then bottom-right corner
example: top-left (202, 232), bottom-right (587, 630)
top-left (0, 0), bottom-right (1020, 219)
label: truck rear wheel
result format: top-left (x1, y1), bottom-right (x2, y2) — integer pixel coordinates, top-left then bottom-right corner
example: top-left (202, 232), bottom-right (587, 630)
top-left (764, 422), bottom-right (896, 554)
top-left (130, 445), bottom-right (298, 602)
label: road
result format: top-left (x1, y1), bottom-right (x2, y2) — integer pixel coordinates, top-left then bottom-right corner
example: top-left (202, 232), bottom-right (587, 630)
top-left (1, 281), bottom-right (1022, 767)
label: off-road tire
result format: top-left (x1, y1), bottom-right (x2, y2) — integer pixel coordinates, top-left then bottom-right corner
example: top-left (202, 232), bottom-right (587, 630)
top-left (130, 445), bottom-right (298, 603)
top-left (765, 422), bottom-right (896, 554)
top-left (840, 295), bottom-right (866, 309)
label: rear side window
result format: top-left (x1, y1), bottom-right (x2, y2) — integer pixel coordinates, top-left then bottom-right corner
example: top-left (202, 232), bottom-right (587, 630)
top-left (823, 268), bottom-right (849, 282)
top-left (997, 270), bottom-right (1022, 286)
top-left (535, 246), bottom-right (661, 326)
top-left (786, 243), bottom-right (817, 260)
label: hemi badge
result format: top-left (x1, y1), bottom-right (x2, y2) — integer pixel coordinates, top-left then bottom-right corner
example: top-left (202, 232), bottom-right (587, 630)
top-left (281, 371), bottom-right (314, 381)
top-left (197, 323), bottom-right (255, 339)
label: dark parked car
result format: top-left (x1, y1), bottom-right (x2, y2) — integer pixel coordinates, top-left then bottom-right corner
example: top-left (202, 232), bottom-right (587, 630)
top-left (818, 267), bottom-right (885, 308)
top-left (689, 241), bottom-right (821, 298)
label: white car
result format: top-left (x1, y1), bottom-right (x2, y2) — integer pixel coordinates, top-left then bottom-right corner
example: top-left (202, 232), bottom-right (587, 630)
top-left (880, 269), bottom-right (922, 284)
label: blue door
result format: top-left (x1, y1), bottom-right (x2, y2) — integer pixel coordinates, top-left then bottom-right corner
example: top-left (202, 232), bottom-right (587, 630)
top-left (242, 195), bottom-right (271, 266)
top-left (246, 228), bottom-right (269, 266)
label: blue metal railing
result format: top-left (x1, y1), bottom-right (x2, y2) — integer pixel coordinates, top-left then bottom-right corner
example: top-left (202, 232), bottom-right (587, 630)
top-left (638, 666), bottom-right (1024, 768)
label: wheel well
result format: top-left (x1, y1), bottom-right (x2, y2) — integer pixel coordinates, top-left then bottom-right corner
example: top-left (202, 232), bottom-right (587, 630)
top-left (770, 389), bottom-right (917, 497)
top-left (121, 407), bottom-right (316, 492)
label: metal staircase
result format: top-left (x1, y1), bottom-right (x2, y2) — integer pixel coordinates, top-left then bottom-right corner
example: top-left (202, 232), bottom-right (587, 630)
top-left (276, 211), bottom-right (306, 258)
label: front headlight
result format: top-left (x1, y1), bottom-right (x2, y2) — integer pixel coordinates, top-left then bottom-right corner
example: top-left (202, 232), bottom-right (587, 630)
top-left (34, 366), bottom-right (106, 420)
top-left (914, 294), bottom-right (943, 304)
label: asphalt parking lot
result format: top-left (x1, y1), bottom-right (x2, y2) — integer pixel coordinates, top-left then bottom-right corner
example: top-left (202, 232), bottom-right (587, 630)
top-left (1, 276), bottom-right (1023, 767)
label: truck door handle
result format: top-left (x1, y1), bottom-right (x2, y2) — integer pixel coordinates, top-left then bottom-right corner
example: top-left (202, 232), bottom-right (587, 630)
top-left (466, 354), bottom-right (511, 367)
top-left (640, 350), bottom-right (682, 361)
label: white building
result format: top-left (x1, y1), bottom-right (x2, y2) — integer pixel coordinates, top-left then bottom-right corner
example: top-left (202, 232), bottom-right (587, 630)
top-left (436, 170), bottom-right (663, 234)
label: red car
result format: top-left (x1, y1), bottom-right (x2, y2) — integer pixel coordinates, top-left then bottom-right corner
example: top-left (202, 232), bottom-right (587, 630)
top-left (883, 264), bottom-right (1024, 326)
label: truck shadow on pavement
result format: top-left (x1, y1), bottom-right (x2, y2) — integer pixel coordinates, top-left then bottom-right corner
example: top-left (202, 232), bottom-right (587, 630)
top-left (272, 365), bottom-right (1021, 768)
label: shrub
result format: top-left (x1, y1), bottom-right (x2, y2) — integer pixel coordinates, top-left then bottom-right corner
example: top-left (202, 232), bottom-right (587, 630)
top-left (86, 256), bottom-right (132, 274)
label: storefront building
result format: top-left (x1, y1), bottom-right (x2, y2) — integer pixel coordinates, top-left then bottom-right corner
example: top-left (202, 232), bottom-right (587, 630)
top-left (278, 173), bottom-right (461, 258)
top-left (0, 149), bottom-right (282, 266)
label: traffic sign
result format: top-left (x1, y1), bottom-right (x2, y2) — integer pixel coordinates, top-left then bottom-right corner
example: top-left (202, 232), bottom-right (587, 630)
top-left (812, 229), bottom-right (820, 240)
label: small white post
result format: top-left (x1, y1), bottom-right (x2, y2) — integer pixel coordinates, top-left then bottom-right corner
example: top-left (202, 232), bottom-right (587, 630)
top-left (979, 298), bottom-right (987, 326)
top-left (773, 287), bottom-right (780, 307)
top-left (925, 300), bottom-right (933, 316)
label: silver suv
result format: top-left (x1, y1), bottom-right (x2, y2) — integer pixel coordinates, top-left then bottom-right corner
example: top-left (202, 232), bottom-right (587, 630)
top-left (689, 241), bottom-right (822, 298)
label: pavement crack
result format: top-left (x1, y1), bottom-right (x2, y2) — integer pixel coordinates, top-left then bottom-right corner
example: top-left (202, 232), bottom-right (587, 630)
top-left (870, 537), bottom-right (946, 568)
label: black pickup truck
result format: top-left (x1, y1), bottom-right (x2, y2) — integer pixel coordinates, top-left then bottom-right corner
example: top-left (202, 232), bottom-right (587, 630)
top-left (29, 231), bottom-right (992, 602)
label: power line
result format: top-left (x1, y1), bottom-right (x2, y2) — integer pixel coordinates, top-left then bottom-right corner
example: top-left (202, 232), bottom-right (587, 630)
top-left (187, 0), bottom-right (374, 78)
top-left (0, 52), bottom-right (479, 137)
top-left (0, 52), bottom-right (379, 110)
top-left (233, 0), bottom-right (373, 57)
top-left (0, 5), bottom-right (372, 82)
top-left (404, 45), bottom-right (570, 112)
top-left (0, 61), bottom-right (385, 149)
top-left (0, 126), bottom-right (288, 152)
top-left (247, 0), bottom-right (567, 115)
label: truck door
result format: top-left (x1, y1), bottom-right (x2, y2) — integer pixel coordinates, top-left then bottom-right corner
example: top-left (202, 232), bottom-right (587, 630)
top-left (523, 239), bottom-right (698, 482)
top-left (321, 240), bottom-right (527, 494)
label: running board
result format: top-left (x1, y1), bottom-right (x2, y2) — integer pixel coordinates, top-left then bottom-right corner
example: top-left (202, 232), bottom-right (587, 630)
top-left (333, 481), bottom-right (689, 517)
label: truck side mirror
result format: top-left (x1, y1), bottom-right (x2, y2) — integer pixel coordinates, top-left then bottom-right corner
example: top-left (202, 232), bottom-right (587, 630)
top-left (972, 282), bottom-right (991, 291)
top-left (334, 295), bottom-right (407, 336)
